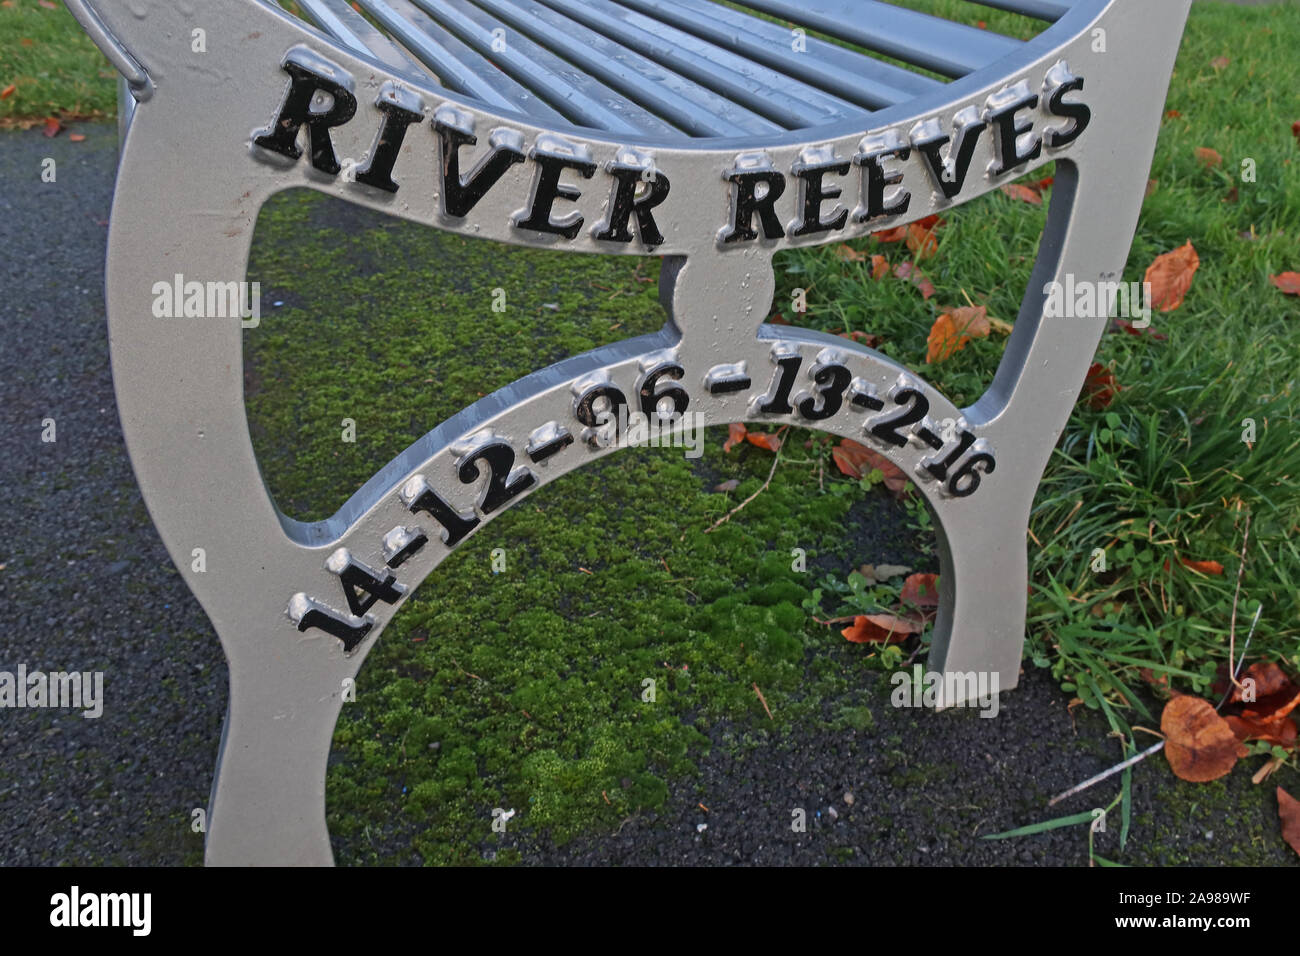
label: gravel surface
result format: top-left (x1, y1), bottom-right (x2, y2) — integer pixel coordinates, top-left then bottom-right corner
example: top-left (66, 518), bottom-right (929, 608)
top-left (0, 123), bottom-right (1290, 867)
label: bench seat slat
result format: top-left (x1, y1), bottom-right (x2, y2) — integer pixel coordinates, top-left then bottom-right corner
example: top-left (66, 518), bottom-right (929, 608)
top-left (533, 0), bottom-right (864, 130)
top-left (613, 0), bottom-right (943, 112)
top-left (468, 0), bottom-right (783, 137)
top-left (296, 0), bottom-right (428, 79)
top-left (355, 0), bottom-right (572, 124)
top-left (410, 0), bottom-right (694, 136)
top-left (733, 0), bottom-right (1024, 78)
top-left (964, 0), bottom-right (1072, 22)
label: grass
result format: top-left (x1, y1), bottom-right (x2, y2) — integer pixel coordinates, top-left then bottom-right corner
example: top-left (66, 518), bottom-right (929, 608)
top-left (0, 0), bottom-right (116, 125)
top-left (12, 0), bottom-right (1300, 864)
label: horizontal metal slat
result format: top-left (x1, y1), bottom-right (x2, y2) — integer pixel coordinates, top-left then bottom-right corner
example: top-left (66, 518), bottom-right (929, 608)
top-left (471, 0), bottom-right (783, 137)
top-left (734, 0), bottom-right (1024, 78)
top-left (411, 0), bottom-right (677, 135)
top-left (964, 0), bottom-right (1072, 22)
top-left (355, 0), bottom-right (571, 123)
top-left (296, 0), bottom-right (428, 78)
top-left (535, 0), bottom-right (861, 129)
top-left (615, 0), bottom-right (943, 111)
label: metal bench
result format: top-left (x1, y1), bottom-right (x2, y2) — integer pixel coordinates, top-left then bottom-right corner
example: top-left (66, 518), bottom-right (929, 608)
top-left (68, 0), bottom-right (1193, 865)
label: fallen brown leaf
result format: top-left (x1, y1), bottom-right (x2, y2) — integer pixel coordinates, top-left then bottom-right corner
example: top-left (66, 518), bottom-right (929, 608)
top-left (1178, 556), bottom-right (1224, 576)
top-left (838, 329), bottom-right (882, 348)
top-left (841, 612), bottom-right (921, 644)
top-left (1278, 787), bottom-right (1300, 857)
top-left (1145, 240), bottom-right (1200, 312)
top-left (1082, 363), bottom-right (1120, 410)
top-left (1270, 272), bottom-right (1300, 295)
top-left (894, 261), bottom-right (936, 299)
top-left (1195, 146), bottom-right (1222, 168)
top-left (0, 84), bottom-right (14, 100)
top-left (901, 572), bottom-right (940, 609)
top-left (1231, 662), bottom-right (1297, 704)
top-left (831, 439), bottom-right (910, 497)
top-left (926, 305), bottom-right (990, 364)
top-left (723, 423), bottom-right (746, 453)
top-left (1000, 183), bottom-right (1042, 206)
top-left (1161, 695), bottom-right (1245, 782)
top-left (745, 430), bottom-right (782, 452)
top-left (906, 220), bottom-right (940, 259)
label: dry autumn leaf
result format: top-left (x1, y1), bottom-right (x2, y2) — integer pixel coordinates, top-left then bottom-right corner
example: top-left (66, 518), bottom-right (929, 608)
top-left (42, 117), bottom-right (62, 138)
top-left (1195, 147), bottom-right (1223, 168)
top-left (1226, 713), bottom-right (1298, 751)
top-left (1161, 695), bottom-right (1245, 782)
top-left (873, 225), bottom-right (909, 243)
top-left (1145, 240), bottom-right (1199, 312)
top-left (831, 439), bottom-right (874, 479)
top-left (870, 254), bottom-right (890, 280)
top-left (745, 430), bottom-right (782, 452)
top-left (1231, 662), bottom-right (1297, 704)
top-left (875, 214), bottom-right (941, 245)
top-left (835, 244), bottom-right (869, 263)
top-left (1270, 272), bottom-right (1300, 295)
top-left (1179, 556), bottom-right (1224, 576)
top-left (1165, 109), bottom-right (1182, 119)
top-left (841, 612), bottom-right (921, 644)
top-left (893, 261), bottom-right (935, 299)
top-left (0, 84), bottom-right (14, 100)
top-left (1278, 788), bottom-right (1300, 857)
top-left (1000, 183), bottom-right (1042, 205)
top-left (723, 423), bottom-right (746, 453)
top-left (1082, 362), bottom-right (1120, 409)
top-left (926, 305), bottom-right (990, 364)
top-left (1114, 318), bottom-right (1168, 341)
top-left (838, 329), bottom-right (882, 348)
top-left (906, 221), bottom-right (940, 259)
top-left (901, 572), bottom-right (940, 609)
top-left (1210, 56), bottom-right (1230, 70)
top-left (832, 439), bottom-right (910, 497)
top-left (68, 133), bottom-right (85, 142)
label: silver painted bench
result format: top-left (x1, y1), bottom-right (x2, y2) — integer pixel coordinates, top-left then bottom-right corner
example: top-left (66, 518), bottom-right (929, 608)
top-left (68, 0), bottom-right (1192, 865)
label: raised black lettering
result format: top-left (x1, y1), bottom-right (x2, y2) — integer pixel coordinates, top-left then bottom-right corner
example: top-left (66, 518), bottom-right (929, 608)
top-left (355, 83), bottom-right (424, 193)
top-left (790, 158), bottom-right (849, 237)
top-left (515, 145), bottom-right (597, 239)
top-left (253, 51), bottom-right (357, 175)
top-left (435, 120), bottom-right (526, 218)
top-left (721, 167), bottom-right (786, 243)
top-left (1043, 67), bottom-right (1091, 149)
top-left (594, 164), bottom-right (670, 247)
top-left (912, 109), bottom-right (985, 200)
top-left (986, 85), bottom-right (1042, 176)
